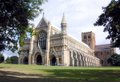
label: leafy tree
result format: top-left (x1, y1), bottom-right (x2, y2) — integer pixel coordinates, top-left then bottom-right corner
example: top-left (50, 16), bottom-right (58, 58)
top-left (0, 0), bottom-right (47, 52)
top-left (94, 0), bottom-right (120, 48)
top-left (107, 53), bottom-right (120, 66)
top-left (0, 53), bottom-right (4, 63)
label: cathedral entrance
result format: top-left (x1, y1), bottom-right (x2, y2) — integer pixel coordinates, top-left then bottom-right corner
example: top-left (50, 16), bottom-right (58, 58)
top-left (23, 56), bottom-right (28, 64)
top-left (35, 54), bottom-right (42, 65)
top-left (51, 56), bottom-right (57, 66)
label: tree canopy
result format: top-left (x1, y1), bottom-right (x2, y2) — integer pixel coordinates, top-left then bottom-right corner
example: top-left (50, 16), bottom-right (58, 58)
top-left (0, 0), bottom-right (47, 52)
top-left (94, 0), bottom-right (120, 48)
top-left (107, 53), bottom-right (120, 66)
top-left (0, 53), bottom-right (4, 63)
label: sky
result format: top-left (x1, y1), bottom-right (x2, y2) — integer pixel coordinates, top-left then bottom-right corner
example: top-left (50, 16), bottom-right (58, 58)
top-left (34, 0), bottom-right (111, 44)
top-left (3, 0), bottom-right (120, 59)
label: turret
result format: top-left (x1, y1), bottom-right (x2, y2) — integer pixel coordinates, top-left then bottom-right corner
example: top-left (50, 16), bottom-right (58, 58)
top-left (61, 14), bottom-right (67, 34)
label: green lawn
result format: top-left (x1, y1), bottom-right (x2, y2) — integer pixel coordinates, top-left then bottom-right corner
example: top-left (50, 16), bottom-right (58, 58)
top-left (0, 64), bottom-right (120, 82)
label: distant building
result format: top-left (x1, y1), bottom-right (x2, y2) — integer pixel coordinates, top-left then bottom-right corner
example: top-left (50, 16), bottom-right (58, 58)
top-left (95, 44), bottom-right (115, 66)
top-left (18, 14), bottom-right (115, 66)
top-left (82, 32), bottom-right (115, 66)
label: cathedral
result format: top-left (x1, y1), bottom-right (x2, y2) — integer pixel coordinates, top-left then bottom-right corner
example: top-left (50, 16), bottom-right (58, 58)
top-left (18, 14), bottom-right (115, 66)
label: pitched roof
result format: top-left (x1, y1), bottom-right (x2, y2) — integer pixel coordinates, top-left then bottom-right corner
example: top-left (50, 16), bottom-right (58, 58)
top-left (36, 16), bottom-right (48, 28)
top-left (95, 44), bottom-right (112, 51)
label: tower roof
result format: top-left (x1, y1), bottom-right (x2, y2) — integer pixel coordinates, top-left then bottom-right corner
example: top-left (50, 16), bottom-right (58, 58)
top-left (61, 13), bottom-right (67, 24)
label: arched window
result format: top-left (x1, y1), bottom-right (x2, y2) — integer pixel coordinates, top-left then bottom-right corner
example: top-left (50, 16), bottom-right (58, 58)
top-left (38, 31), bottom-right (47, 50)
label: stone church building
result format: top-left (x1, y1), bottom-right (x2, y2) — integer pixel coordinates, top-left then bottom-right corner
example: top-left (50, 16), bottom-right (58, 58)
top-left (19, 14), bottom-right (114, 66)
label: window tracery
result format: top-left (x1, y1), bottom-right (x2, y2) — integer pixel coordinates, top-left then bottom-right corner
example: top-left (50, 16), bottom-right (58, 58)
top-left (38, 31), bottom-right (47, 50)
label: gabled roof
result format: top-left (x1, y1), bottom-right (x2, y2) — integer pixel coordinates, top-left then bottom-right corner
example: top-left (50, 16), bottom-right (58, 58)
top-left (95, 44), bottom-right (112, 51)
top-left (36, 16), bottom-right (48, 28)
top-left (35, 15), bottom-right (92, 51)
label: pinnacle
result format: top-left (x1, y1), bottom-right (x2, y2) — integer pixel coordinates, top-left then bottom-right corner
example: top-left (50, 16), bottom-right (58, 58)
top-left (61, 13), bottom-right (67, 24)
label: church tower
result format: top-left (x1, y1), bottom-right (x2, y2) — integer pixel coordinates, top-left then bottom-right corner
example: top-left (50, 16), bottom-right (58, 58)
top-left (61, 14), bottom-right (67, 34)
top-left (82, 31), bottom-right (96, 50)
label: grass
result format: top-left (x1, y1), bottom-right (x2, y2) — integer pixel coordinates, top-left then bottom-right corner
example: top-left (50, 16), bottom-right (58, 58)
top-left (0, 64), bottom-right (120, 82)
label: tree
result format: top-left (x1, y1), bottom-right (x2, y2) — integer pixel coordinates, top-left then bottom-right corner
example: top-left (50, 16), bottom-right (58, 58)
top-left (5, 56), bottom-right (18, 64)
top-left (94, 0), bottom-right (120, 48)
top-left (0, 0), bottom-right (47, 52)
top-left (0, 53), bottom-right (4, 63)
top-left (107, 53), bottom-right (120, 66)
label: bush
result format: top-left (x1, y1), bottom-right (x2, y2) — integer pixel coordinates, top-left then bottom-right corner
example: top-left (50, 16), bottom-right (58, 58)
top-left (6, 56), bottom-right (18, 64)
top-left (6, 57), bottom-right (12, 64)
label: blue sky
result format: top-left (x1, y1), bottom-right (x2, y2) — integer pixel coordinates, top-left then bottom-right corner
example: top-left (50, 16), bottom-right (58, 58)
top-left (3, 0), bottom-right (120, 58)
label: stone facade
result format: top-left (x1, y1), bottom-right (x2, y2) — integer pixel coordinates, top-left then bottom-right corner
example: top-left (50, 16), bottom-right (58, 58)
top-left (81, 32), bottom-right (115, 66)
top-left (19, 15), bottom-right (105, 66)
top-left (82, 31), bottom-right (96, 50)
top-left (95, 44), bottom-right (115, 66)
